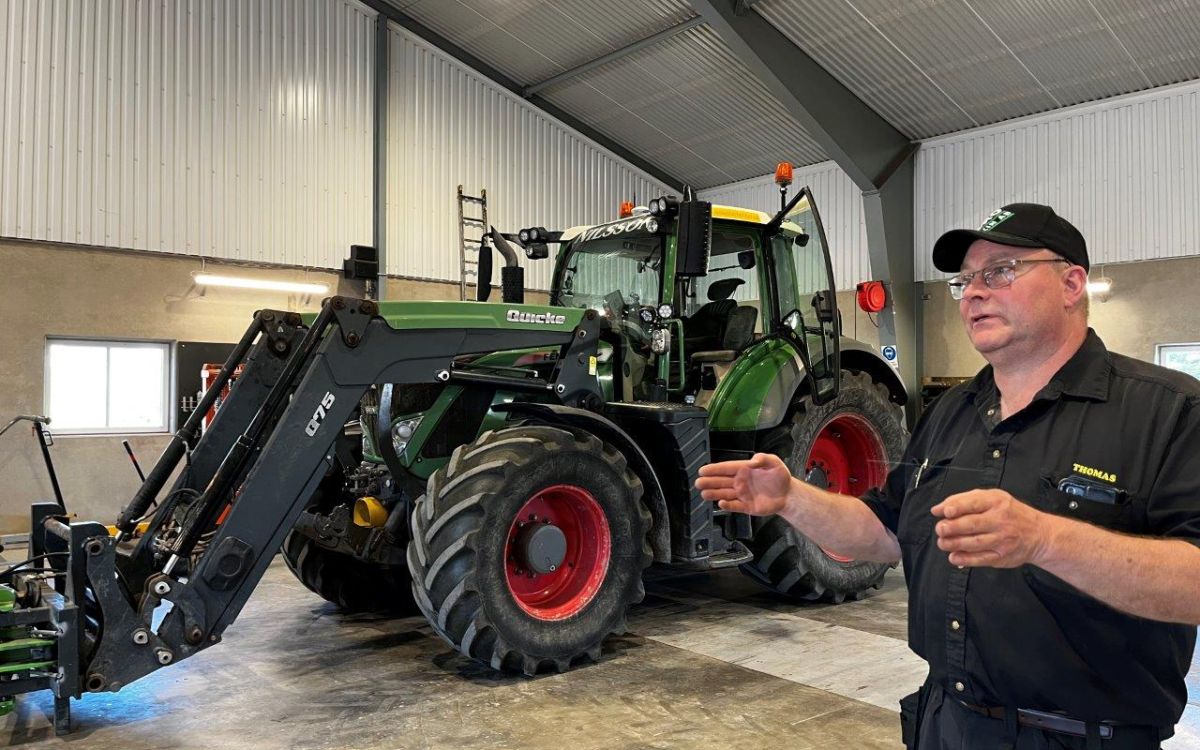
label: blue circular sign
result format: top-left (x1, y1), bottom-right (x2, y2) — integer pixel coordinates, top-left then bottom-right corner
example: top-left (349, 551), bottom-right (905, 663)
top-left (882, 345), bottom-right (897, 362)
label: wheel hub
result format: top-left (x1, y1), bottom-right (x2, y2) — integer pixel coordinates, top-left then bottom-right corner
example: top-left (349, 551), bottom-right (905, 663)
top-left (804, 462), bottom-right (830, 490)
top-left (516, 522), bottom-right (567, 575)
top-left (504, 484), bottom-right (612, 621)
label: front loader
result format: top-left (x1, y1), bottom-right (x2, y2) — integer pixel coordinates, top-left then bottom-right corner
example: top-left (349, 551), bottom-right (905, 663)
top-left (0, 181), bottom-right (907, 731)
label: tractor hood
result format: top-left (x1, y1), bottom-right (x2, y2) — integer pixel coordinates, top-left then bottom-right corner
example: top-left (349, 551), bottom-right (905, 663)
top-left (301, 300), bottom-right (584, 332)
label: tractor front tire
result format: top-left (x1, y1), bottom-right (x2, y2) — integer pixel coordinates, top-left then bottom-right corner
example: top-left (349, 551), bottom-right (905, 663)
top-left (742, 370), bottom-right (907, 603)
top-left (408, 425), bottom-right (652, 675)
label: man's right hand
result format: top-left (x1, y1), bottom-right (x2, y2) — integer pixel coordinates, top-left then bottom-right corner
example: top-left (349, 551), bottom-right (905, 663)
top-left (695, 452), bottom-right (794, 516)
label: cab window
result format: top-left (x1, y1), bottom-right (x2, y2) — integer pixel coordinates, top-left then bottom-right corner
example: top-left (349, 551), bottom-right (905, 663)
top-left (682, 227), bottom-right (763, 331)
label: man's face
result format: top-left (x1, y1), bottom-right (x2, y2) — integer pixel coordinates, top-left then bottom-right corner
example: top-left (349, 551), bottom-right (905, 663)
top-left (956, 240), bottom-right (1072, 358)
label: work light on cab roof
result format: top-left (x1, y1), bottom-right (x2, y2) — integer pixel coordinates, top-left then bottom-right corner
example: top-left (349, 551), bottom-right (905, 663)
top-left (648, 195), bottom-right (679, 219)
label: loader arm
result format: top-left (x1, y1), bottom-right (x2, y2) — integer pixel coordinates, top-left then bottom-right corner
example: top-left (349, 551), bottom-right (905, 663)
top-left (6, 297), bottom-right (605, 732)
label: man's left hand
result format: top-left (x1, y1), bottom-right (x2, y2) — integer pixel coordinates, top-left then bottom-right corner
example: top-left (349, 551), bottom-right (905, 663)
top-left (931, 489), bottom-right (1053, 568)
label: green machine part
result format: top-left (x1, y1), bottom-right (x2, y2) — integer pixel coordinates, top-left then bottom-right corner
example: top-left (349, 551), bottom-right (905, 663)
top-left (363, 347), bottom-right (568, 477)
top-left (0, 583), bottom-right (57, 716)
top-left (704, 337), bottom-right (805, 432)
top-left (300, 300), bottom-right (586, 331)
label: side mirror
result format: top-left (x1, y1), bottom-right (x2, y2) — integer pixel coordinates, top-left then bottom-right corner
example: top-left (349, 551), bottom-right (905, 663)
top-left (737, 249), bottom-right (756, 270)
top-left (796, 232), bottom-right (810, 247)
top-left (782, 308), bottom-right (802, 332)
top-left (676, 200), bottom-right (712, 278)
top-left (813, 292), bottom-right (834, 324)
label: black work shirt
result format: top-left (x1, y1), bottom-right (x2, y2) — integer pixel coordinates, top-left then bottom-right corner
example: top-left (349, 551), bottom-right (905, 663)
top-left (861, 330), bottom-right (1200, 728)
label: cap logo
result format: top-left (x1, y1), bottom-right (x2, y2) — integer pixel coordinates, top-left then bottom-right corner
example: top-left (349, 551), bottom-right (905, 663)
top-left (980, 209), bottom-right (1015, 232)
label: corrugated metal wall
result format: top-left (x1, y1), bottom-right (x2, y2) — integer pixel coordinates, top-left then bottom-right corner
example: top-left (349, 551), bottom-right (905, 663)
top-left (915, 80), bottom-right (1200, 280)
top-left (698, 161), bottom-right (872, 292)
top-left (0, 0), bottom-right (376, 267)
top-left (385, 24), bottom-right (670, 289)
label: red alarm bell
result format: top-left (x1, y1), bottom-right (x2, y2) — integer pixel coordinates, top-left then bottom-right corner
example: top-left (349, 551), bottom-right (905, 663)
top-left (856, 281), bottom-right (887, 313)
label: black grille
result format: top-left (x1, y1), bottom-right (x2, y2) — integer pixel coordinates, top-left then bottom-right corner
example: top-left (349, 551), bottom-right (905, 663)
top-left (420, 387), bottom-right (496, 458)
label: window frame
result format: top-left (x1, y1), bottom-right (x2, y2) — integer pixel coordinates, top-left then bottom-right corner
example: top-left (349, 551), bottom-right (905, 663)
top-left (43, 337), bottom-right (175, 436)
top-left (1155, 342), bottom-right (1200, 382)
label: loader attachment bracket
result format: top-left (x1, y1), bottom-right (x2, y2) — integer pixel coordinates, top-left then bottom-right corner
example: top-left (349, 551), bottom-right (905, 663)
top-left (81, 534), bottom-right (210, 694)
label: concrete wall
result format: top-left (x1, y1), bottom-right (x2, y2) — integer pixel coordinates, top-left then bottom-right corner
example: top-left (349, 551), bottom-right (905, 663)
top-left (920, 255), bottom-right (1200, 378)
top-left (27, 236), bottom-right (1199, 533)
top-left (0, 240), bottom-right (508, 534)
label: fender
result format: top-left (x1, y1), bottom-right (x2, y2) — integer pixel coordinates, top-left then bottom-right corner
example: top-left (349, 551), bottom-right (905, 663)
top-left (493, 402), bottom-right (672, 563)
top-left (706, 337), bottom-right (804, 432)
top-left (839, 338), bottom-right (908, 406)
top-left (706, 336), bottom-right (908, 433)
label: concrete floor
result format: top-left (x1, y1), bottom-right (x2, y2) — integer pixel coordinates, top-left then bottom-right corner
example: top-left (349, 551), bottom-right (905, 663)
top-left (3, 560), bottom-right (1199, 749)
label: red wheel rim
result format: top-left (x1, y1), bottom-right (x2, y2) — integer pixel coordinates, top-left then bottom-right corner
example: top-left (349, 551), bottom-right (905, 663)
top-left (504, 484), bottom-right (611, 621)
top-left (805, 413), bottom-right (888, 563)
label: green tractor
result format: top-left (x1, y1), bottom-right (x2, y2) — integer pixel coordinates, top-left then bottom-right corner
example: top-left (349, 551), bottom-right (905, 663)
top-left (283, 185), bottom-right (908, 674)
top-left (0, 185), bottom-right (908, 730)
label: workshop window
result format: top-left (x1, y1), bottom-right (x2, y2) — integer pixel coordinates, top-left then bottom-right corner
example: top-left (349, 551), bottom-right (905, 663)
top-left (1155, 343), bottom-right (1200, 382)
top-left (44, 339), bottom-right (173, 434)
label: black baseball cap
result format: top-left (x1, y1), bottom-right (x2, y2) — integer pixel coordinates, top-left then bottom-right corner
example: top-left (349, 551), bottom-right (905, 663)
top-left (932, 203), bottom-right (1088, 273)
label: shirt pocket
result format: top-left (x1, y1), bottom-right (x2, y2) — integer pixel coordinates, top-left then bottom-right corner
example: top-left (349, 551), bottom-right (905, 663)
top-left (897, 456), bottom-right (955, 547)
top-left (1033, 471), bottom-right (1140, 533)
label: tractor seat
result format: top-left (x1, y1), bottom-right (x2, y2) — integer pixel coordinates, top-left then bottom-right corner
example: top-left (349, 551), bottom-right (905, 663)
top-left (684, 278), bottom-right (745, 352)
top-left (690, 306), bottom-right (756, 364)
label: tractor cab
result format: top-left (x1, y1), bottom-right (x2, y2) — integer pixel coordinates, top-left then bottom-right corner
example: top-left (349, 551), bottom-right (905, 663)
top-left (545, 185), bottom-right (842, 413)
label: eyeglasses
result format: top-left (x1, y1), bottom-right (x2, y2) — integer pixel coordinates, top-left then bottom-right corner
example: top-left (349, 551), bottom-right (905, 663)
top-left (947, 258), bottom-right (1070, 300)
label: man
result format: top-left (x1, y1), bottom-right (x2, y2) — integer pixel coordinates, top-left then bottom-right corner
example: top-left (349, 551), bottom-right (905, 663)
top-left (696, 203), bottom-right (1200, 749)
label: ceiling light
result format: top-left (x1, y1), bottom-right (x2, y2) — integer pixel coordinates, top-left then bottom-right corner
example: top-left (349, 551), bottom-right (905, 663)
top-left (194, 273), bottom-right (329, 295)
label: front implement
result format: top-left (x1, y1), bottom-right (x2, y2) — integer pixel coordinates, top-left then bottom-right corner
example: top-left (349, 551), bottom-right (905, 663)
top-left (0, 296), bottom-right (604, 733)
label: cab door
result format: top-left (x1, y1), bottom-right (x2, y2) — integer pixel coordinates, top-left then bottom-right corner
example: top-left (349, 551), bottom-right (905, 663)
top-left (766, 187), bottom-right (840, 404)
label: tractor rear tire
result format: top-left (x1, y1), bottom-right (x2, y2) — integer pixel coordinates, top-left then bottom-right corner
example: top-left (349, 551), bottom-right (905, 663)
top-left (407, 425), bottom-right (652, 675)
top-left (741, 370), bottom-right (907, 603)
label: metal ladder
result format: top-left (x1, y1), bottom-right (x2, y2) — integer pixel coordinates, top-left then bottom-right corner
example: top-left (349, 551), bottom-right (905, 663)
top-left (457, 185), bottom-right (487, 301)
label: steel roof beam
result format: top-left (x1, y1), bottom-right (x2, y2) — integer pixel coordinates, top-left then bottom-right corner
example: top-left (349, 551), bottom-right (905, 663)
top-left (524, 16), bottom-right (705, 97)
top-left (690, 0), bottom-right (920, 412)
top-left (690, 0), bottom-right (909, 192)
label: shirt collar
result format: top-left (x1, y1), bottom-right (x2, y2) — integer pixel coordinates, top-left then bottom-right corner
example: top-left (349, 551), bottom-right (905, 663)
top-left (1047, 329), bottom-right (1110, 401)
top-left (961, 329), bottom-right (1110, 403)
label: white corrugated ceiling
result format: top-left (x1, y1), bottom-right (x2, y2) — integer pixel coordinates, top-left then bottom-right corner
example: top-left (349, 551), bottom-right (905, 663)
top-left (756, 0), bottom-right (1200, 139)
top-left (394, 0), bottom-right (1200, 187)
top-left (536, 24), bottom-right (824, 188)
top-left (398, 0), bottom-right (826, 187)
top-left (400, 0), bottom-right (697, 87)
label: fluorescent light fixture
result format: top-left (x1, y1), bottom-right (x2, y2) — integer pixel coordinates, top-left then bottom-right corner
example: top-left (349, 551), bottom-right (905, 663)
top-left (194, 273), bottom-right (328, 295)
top-left (1087, 279), bottom-right (1112, 295)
